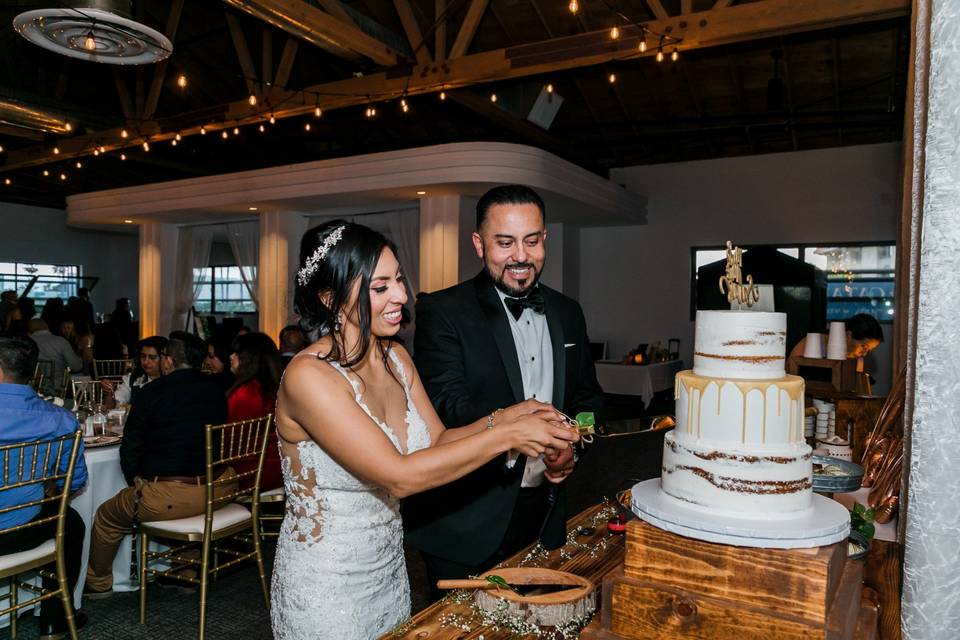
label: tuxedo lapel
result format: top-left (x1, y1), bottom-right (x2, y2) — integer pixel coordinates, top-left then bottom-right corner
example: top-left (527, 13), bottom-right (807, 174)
top-left (543, 288), bottom-right (566, 412)
top-left (473, 273), bottom-right (524, 404)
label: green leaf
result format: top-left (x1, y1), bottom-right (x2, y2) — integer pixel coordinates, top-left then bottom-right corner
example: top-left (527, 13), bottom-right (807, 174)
top-left (853, 502), bottom-right (865, 516)
top-left (864, 508), bottom-right (876, 523)
top-left (485, 575), bottom-right (512, 591)
top-left (861, 523), bottom-right (875, 539)
top-left (575, 412), bottom-right (596, 427)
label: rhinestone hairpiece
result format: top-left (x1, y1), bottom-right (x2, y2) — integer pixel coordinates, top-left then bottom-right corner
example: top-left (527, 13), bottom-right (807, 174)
top-left (297, 225), bottom-right (346, 286)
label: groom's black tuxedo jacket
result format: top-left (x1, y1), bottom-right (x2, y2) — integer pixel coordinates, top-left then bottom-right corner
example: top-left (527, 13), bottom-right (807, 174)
top-left (404, 270), bottom-right (604, 565)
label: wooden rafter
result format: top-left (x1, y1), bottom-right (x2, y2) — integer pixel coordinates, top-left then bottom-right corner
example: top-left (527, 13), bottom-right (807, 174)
top-left (111, 68), bottom-right (135, 123)
top-left (143, 0), bottom-right (186, 120)
top-left (226, 11), bottom-right (260, 96)
top-left (393, 0), bottom-right (432, 65)
top-left (646, 0), bottom-right (670, 20)
top-left (449, 0), bottom-right (490, 59)
top-left (713, 0), bottom-right (736, 8)
top-left (221, 0), bottom-right (400, 66)
top-left (315, 0), bottom-right (356, 24)
top-left (274, 37), bottom-right (299, 88)
top-left (1, 0), bottom-right (909, 171)
top-left (681, 0), bottom-right (693, 15)
top-left (263, 29), bottom-right (274, 86)
top-left (436, 0), bottom-right (447, 61)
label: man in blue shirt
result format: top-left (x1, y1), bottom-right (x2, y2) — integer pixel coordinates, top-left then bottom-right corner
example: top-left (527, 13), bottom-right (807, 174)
top-left (0, 336), bottom-right (88, 639)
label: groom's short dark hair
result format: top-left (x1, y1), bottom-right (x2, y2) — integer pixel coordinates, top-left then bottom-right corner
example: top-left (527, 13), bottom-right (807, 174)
top-left (476, 185), bottom-right (546, 230)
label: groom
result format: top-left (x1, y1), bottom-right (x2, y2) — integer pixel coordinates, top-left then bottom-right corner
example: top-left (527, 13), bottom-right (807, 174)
top-left (406, 184), bottom-right (605, 594)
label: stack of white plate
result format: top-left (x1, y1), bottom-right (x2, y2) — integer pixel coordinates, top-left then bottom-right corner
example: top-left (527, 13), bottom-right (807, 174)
top-left (804, 415), bottom-right (816, 438)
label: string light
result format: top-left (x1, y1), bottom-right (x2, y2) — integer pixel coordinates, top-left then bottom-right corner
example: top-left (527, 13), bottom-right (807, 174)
top-left (400, 98), bottom-right (409, 113)
top-left (120, 153), bottom-right (127, 160)
top-left (639, 39), bottom-right (647, 53)
top-left (53, 147), bottom-right (60, 155)
top-left (200, 126), bottom-right (207, 135)
top-left (304, 122), bottom-right (311, 131)
top-left (0, 145), bottom-right (4, 153)
top-left (259, 123), bottom-right (266, 133)
top-left (175, 133), bottom-right (182, 141)
top-left (43, 169), bottom-right (50, 177)
top-left (177, 74), bottom-right (187, 88)
top-left (142, 141), bottom-right (150, 151)
top-left (248, 94), bottom-right (257, 106)
top-left (365, 106), bottom-right (377, 118)
top-left (490, 93), bottom-right (497, 103)
top-left (671, 47), bottom-right (679, 62)
top-left (221, 131), bottom-right (229, 139)
top-left (568, 0), bottom-right (578, 14)
top-left (171, 139), bottom-right (178, 146)
top-left (93, 149), bottom-right (100, 157)
top-left (65, 123), bottom-right (73, 132)
top-left (610, 26), bottom-right (620, 40)
top-left (3, 178), bottom-right (10, 186)
top-left (269, 115), bottom-right (276, 125)
top-left (439, 90), bottom-right (446, 101)
top-left (121, 129), bottom-right (128, 139)
top-left (83, 31), bottom-right (96, 51)
top-left (546, 83), bottom-right (554, 94)
top-left (608, 73), bottom-right (617, 84)
top-left (75, 160), bottom-right (82, 169)
top-left (657, 37), bottom-right (665, 63)
top-left (59, 172), bottom-right (67, 181)
top-left (233, 127), bottom-right (240, 135)
top-left (98, 146), bottom-right (105, 154)
top-left (314, 106), bottom-right (322, 118)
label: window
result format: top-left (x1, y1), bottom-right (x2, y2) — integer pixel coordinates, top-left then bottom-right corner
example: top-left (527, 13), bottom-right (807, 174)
top-left (0, 262), bottom-right (80, 301)
top-left (691, 243), bottom-right (895, 323)
top-left (193, 266), bottom-right (256, 314)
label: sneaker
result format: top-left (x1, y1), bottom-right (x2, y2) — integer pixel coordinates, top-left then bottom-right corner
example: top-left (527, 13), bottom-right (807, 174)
top-left (82, 583), bottom-right (112, 600)
top-left (39, 610), bottom-right (88, 640)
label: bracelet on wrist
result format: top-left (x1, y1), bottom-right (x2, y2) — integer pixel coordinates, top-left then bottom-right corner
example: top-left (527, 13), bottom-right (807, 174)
top-left (486, 408), bottom-right (504, 430)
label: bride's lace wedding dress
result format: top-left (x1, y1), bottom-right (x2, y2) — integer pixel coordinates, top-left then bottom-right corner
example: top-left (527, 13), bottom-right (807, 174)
top-left (271, 349), bottom-right (432, 640)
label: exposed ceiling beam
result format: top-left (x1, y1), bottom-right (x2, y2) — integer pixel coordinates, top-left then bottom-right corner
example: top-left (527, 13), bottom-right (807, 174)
top-left (315, 0), bottom-right (357, 24)
top-left (274, 37), bottom-right (300, 88)
top-left (221, 0), bottom-right (401, 66)
top-left (713, 0), bottom-right (736, 8)
top-left (393, 0), bottom-right (432, 65)
top-left (226, 11), bottom-right (261, 97)
top-left (449, 0), bottom-right (490, 59)
top-left (0, 124), bottom-right (44, 141)
top-left (1, 0), bottom-right (909, 171)
top-left (436, 0), bottom-right (447, 61)
top-left (143, 0), bottom-right (186, 120)
top-left (646, 0), bottom-right (670, 20)
top-left (262, 29), bottom-right (274, 85)
top-left (681, 0), bottom-right (693, 15)
top-left (112, 69), bottom-right (136, 123)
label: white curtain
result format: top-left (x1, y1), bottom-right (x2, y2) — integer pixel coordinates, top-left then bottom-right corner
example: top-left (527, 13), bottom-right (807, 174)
top-left (226, 221), bottom-right (260, 309)
top-left (173, 226), bottom-right (215, 330)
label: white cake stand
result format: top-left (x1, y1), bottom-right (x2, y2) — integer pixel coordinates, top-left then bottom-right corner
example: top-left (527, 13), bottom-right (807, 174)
top-left (631, 478), bottom-right (851, 549)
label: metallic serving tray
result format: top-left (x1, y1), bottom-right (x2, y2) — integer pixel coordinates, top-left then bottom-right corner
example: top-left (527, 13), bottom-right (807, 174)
top-left (812, 455), bottom-right (864, 494)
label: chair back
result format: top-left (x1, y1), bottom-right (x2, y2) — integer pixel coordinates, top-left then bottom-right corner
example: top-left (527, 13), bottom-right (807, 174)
top-left (203, 416), bottom-right (273, 529)
top-left (93, 358), bottom-right (134, 381)
top-left (0, 430), bottom-right (83, 549)
top-left (33, 359), bottom-right (69, 399)
top-left (71, 379), bottom-right (105, 408)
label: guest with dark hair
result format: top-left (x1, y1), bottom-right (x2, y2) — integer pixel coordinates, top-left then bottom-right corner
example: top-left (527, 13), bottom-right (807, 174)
top-left (278, 324), bottom-right (307, 370)
top-left (0, 335), bottom-right (89, 637)
top-left (76, 287), bottom-right (95, 329)
top-left (69, 314), bottom-right (95, 375)
top-left (1, 304), bottom-right (23, 336)
top-left (204, 335), bottom-right (235, 390)
top-left (40, 297), bottom-right (66, 335)
top-left (101, 336), bottom-right (168, 408)
top-left (227, 332), bottom-right (283, 490)
top-left (85, 331), bottom-right (233, 596)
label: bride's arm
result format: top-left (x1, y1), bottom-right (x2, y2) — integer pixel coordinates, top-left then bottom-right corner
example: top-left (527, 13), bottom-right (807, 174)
top-left (281, 357), bottom-right (577, 498)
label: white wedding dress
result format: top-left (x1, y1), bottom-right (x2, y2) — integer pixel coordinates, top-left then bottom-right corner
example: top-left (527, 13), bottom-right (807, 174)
top-left (271, 349), bottom-right (432, 640)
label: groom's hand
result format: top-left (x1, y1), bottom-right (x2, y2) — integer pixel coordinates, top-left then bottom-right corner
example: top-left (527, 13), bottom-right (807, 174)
top-left (543, 444), bottom-right (576, 484)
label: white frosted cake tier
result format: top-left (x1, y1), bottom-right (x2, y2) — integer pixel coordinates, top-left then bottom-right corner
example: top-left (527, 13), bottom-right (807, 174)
top-left (675, 370), bottom-right (806, 446)
top-left (661, 430), bottom-right (813, 517)
top-left (693, 310), bottom-right (787, 380)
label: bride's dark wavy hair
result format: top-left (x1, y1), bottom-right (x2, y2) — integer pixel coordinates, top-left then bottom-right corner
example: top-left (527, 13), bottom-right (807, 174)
top-left (294, 220), bottom-right (404, 370)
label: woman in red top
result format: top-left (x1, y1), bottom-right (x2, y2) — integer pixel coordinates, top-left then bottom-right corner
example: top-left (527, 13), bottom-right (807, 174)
top-left (227, 332), bottom-right (283, 490)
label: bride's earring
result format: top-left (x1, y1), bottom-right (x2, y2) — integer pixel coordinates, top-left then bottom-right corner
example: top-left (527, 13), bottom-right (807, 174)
top-left (334, 312), bottom-right (343, 332)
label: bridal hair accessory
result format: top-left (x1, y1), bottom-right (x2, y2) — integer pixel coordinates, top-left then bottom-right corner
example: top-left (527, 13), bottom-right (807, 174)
top-left (297, 225), bottom-right (346, 286)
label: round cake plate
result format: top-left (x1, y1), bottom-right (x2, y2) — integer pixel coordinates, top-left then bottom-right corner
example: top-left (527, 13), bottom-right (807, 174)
top-left (631, 478), bottom-right (850, 549)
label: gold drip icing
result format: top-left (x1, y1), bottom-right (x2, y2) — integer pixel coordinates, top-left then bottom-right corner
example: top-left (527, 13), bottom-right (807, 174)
top-left (676, 370), bottom-right (805, 444)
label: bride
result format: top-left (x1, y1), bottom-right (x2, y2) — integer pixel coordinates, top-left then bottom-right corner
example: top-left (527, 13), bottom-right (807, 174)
top-left (270, 221), bottom-right (578, 640)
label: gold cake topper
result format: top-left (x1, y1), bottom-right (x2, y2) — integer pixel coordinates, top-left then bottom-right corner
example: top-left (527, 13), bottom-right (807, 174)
top-left (719, 241), bottom-right (760, 307)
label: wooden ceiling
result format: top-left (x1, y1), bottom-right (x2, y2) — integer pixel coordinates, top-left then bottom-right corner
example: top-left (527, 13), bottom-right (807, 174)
top-left (0, 0), bottom-right (909, 209)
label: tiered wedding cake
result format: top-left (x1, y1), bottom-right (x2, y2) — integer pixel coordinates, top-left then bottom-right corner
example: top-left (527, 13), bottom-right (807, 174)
top-left (659, 310), bottom-right (813, 518)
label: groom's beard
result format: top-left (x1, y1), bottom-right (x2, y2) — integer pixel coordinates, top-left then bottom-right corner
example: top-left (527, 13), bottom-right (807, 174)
top-left (487, 259), bottom-right (544, 297)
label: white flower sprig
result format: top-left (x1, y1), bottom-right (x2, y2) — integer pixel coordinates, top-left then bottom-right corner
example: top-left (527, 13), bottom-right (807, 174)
top-left (297, 225), bottom-right (346, 286)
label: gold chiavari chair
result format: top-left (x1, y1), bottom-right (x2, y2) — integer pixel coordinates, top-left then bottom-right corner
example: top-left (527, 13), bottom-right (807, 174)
top-left (92, 358), bottom-right (134, 382)
top-left (71, 379), bottom-right (105, 409)
top-left (236, 416), bottom-right (285, 540)
top-left (0, 430), bottom-right (83, 640)
top-left (137, 415), bottom-right (273, 640)
top-left (30, 371), bottom-right (45, 395)
top-left (33, 360), bottom-right (70, 399)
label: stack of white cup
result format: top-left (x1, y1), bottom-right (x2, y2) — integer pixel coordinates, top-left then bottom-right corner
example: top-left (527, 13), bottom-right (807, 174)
top-left (812, 399), bottom-right (834, 441)
top-left (826, 322), bottom-right (847, 360)
top-left (802, 332), bottom-right (824, 358)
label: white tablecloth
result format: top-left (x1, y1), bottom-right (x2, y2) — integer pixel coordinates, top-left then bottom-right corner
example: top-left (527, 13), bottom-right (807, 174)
top-left (595, 360), bottom-right (683, 407)
top-left (70, 444), bottom-right (137, 607)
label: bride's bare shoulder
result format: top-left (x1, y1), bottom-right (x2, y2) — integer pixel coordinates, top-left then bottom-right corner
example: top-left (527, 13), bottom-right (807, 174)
top-left (281, 342), bottom-right (346, 396)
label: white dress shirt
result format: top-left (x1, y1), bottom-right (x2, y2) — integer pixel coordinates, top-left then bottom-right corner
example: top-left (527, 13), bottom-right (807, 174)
top-left (496, 288), bottom-right (553, 487)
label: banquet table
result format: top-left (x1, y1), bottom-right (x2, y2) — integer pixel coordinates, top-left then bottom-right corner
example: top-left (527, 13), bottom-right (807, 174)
top-left (594, 360), bottom-right (683, 407)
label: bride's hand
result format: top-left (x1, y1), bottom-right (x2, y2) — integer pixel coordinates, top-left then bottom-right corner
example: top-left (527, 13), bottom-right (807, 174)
top-left (497, 399), bottom-right (565, 425)
top-left (498, 413), bottom-right (578, 458)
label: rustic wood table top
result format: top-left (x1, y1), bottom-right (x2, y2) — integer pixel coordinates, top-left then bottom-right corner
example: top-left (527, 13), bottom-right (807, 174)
top-left (385, 501), bottom-right (627, 640)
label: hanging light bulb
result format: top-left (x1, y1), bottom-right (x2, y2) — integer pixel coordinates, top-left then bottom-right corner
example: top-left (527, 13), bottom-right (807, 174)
top-left (568, 0), bottom-right (578, 14)
top-left (269, 114), bottom-right (276, 125)
top-left (75, 160), bottom-right (82, 169)
top-left (314, 106), bottom-right (322, 118)
top-left (93, 149), bottom-right (100, 157)
top-left (248, 94), bottom-right (257, 106)
top-left (4, 178), bottom-right (10, 186)
top-left (171, 139), bottom-right (178, 146)
top-left (121, 129), bottom-right (128, 139)
top-left (53, 147), bottom-right (60, 155)
top-left (610, 26), bottom-right (620, 40)
top-left (200, 126), bottom-right (207, 135)
top-left (221, 131), bottom-right (229, 139)
top-left (83, 31), bottom-right (96, 51)
top-left (439, 90), bottom-right (446, 101)
top-left (175, 133), bottom-right (182, 141)
top-left (60, 172), bottom-right (67, 181)
top-left (142, 141), bottom-right (150, 151)
top-left (304, 122), bottom-right (311, 131)
top-left (177, 74), bottom-right (187, 88)
top-left (0, 145), bottom-right (4, 153)
top-left (259, 123), bottom-right (266, 133)
top-left (639, 39), bottom-right (647, 53)
top-left (233, 127), bottom-right (240, 135)
top-left (546, 83), bottom-right (554, 94)
top-left (98, 146), bottom-right (105, 153)
top-left (490, 93), bottom-right (497, 103)
top-left (656, 48), bottom-right (664, 62)
top-left (671, 47), bottom-right (679, 62)
top-left (65, 122), bottom-right (73, 132)
top-left (43, 169), bottom-right (50, 177)
top-left (120, 153), bottom-right (127, 161)
top-left (608, 73), bottom-right (617, 84)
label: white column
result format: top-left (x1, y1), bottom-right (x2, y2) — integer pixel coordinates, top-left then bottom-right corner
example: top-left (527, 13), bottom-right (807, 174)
top-left (419, 196), bottom-right (461, 293)
top-left (258, 211), bottom-right (307, 344)
top-left (901, 0), bottom-right (960, 636)
top-left (138, 222), bottom-right (178, 339)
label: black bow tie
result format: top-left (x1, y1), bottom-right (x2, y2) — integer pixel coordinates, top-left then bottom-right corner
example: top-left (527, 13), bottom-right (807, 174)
top-left (504, 289), bottom-right (545, 320)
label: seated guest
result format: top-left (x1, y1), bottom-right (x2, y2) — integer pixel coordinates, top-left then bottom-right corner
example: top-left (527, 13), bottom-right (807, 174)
top-left (0, 336), bottom-right (89, 638)
top-left (28, 318), bottom-right (83, 395)
top-left (101, 336), bottom-right (168, 409)
top-left (40, 298), bottom-right (66, 335)
top-left (227, 332), bottom-right (282, 490)
top-left (278, 324), bottom-right (306, 370)
top-left (84, 332), bottom-right (235, 595)
top-left (0, 290), bottom-right (17, 322)
top-left (204, 336), bottom-right (235, 390)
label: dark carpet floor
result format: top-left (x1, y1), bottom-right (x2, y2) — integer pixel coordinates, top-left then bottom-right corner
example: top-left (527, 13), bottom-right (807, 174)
top-left (3, 404), bottom-right (668, 640)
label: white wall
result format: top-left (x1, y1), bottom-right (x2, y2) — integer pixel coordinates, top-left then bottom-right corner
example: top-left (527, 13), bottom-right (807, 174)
top-left (1, 202), bottom-right (139, 319)
top-left (580, 143), bottom-right (901, 393)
